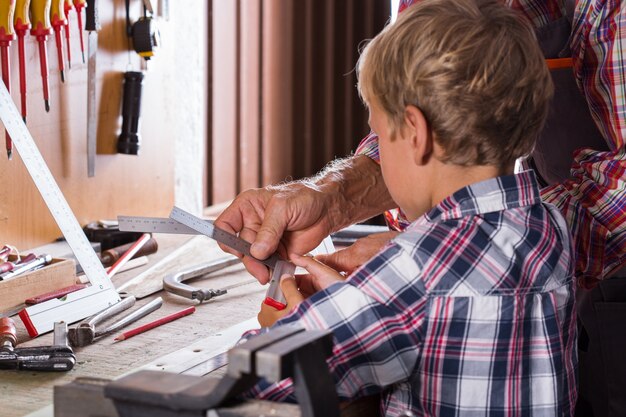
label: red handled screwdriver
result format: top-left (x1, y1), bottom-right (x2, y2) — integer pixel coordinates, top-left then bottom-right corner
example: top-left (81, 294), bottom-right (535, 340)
top-left (50, 0), bottom-right (66, 82)
top-left (14, 0), bottom-right (31, 123)
top-left (72, 0), bottom-right (84, 63)
top-left (63, 0), bottom-right (72, 68)
top-left (30, 0), bottom-right (52, 112)
top-left (0, 0), bottom-right (16, 159)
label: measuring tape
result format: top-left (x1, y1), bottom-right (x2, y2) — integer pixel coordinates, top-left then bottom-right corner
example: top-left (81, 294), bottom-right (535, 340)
top-left (0, 83), bottom-right (120, 337)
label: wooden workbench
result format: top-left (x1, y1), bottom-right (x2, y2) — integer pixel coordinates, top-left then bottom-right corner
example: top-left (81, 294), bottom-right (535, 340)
top-left (0, 233), bottom-right (266, 417)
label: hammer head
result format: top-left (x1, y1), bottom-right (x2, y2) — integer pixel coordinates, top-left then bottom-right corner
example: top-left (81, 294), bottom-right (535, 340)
top-left (68, 323), bottom-right (95, 347)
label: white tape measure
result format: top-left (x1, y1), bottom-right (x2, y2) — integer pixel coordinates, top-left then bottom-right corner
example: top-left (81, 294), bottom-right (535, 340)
top-left (0, 83), bottom-right (120, 337)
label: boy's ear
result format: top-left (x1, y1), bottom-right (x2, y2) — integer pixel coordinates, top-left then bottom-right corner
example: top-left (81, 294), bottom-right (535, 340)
top-left (404, 105), bottom-right (433, 166)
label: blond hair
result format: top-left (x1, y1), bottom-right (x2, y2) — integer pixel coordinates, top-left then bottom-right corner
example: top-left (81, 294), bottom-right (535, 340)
top-left (357, 0), bottom-right (553, 167)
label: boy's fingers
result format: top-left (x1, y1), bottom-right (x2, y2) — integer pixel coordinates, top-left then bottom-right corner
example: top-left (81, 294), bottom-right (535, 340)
top-left (290, 254), bottom-right (344, 288)
top-left (314, 252), bottom-right (353, 273)
top-left (291, 253), bottom-right (330, 273)
top-left (280, 274), bottom-right (304, 305)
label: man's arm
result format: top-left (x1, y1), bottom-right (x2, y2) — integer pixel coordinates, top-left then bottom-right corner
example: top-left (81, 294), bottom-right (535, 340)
top-left (540, 1), bottom-right (626, 284)
top-left (214, 154), bottom-right (395, 282)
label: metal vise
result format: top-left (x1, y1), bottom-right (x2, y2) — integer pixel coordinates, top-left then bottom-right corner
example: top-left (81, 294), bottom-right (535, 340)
top-left (55, 325), bottom-right (339, 417)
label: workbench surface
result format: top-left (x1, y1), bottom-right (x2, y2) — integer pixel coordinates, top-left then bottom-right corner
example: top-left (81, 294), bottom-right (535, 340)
top-left (1, 234), bottom-right (266, 417)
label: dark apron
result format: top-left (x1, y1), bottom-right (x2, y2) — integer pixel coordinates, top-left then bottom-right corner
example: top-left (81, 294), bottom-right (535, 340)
top-left (532, 6), bottom-right (626, 417)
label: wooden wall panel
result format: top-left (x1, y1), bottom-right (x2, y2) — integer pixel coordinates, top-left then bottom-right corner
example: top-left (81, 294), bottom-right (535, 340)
top-left (207, 1), bottom-right (390, 202)
top-left (239, 0), bottom-right (262, 191)
top-left (0, 0), bottom-right (178, 249)
top-left (211, 0), bottom-right (239, 203)
top-left (261, 0), bottom-right (294, 186)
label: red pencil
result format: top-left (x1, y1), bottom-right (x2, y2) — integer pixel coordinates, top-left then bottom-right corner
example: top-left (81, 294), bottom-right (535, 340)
top-left (114, 306), bottom-right (196, 341)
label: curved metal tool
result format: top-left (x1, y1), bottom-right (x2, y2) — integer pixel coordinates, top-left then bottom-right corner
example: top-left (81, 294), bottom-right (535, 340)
top-left (69, 296), bottom-right (137, 347)
top-left (68, 296), bottom-right (163, 347)
top-left (163, 256), bottom-right (242, 302)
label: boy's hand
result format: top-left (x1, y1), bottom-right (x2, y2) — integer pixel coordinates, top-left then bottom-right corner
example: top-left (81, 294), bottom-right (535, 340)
top-left (258, 274), bottom-right (304, 327)
top-left (257, 255), bottom-right (346, 327)
top-left (291, 254), bottom-right (345, 291)
top-left (315, 231), bottom-right (398, 275)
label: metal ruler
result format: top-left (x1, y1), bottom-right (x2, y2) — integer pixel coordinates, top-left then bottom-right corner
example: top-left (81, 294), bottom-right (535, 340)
top-left (118, 216), bottom-right (200, 235)
top-left (0, 82), bottom-right (120, 337)
top-left (119, 210), bottom-right (282, 269)
top-left (86, 0), bottom-right (100, 177)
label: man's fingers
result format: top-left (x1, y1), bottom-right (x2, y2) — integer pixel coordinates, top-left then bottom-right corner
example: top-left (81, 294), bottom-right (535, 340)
top-left (242, 256), bottom-right (271, 284)
top-left (251, 215), bottom-right (288, 259)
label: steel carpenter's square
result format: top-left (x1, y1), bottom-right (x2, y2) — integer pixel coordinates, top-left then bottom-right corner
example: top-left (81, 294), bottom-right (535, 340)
top-left (0, 81), bottom-right (120, 337)
top-left (122, 210), bottom-right (282, 270)
top-left (168, 207), bottom-right (289, 310)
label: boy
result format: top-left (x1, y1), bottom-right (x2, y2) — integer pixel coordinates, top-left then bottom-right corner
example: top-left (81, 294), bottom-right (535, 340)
top-left (247, 0), bottom-right (577, 415)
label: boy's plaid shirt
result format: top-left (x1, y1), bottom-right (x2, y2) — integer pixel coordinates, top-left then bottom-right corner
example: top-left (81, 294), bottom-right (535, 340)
top-left (357, 0), bottom-right (626, 286)
top-left (246, 171), bottom-right (577, 417)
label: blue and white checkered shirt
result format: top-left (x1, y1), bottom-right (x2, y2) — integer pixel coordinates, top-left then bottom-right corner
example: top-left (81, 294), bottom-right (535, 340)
top-left (246, 171), bottom-right (577, 417)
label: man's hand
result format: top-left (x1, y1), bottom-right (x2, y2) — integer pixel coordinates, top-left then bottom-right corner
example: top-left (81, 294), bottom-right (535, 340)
top-left (215, 155), bottom-right (395, 283)
top-left (215, 183), bottom-right (334, 283)
top-left (316, 231), bottom-right (398, 275)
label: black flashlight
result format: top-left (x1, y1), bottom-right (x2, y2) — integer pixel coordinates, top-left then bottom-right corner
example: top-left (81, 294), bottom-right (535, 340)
top-left (117, 71), bottom-right (144, 155)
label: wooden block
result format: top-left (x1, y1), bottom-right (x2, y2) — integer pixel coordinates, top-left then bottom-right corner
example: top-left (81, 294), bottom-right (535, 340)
top-left (0, 256), bottom-right (77, 311)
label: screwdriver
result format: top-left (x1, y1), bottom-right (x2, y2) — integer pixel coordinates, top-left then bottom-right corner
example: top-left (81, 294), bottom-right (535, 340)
top-left (14, 0), bottom-right (30, 123)
top-left (50, 0), bottom-right (66, 82)
top-left (0, 0), bottom-right (16, 159)
top-left (31, 0), bottom-right (52, 112)
top-left (72, 0), bottom-right (84, 63)
top-left (63, 0), bottom-right (72, 68)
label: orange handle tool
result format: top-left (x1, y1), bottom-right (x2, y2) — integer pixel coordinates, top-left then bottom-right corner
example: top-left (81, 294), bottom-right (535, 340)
top-left (14, 0), bottom-right (31, 123)
top-left (30, 0), bottom-right (52, 112)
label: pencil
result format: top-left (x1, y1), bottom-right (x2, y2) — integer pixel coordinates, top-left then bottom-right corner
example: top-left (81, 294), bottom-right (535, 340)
top-left (114, 306), bottom-right (196, 341)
